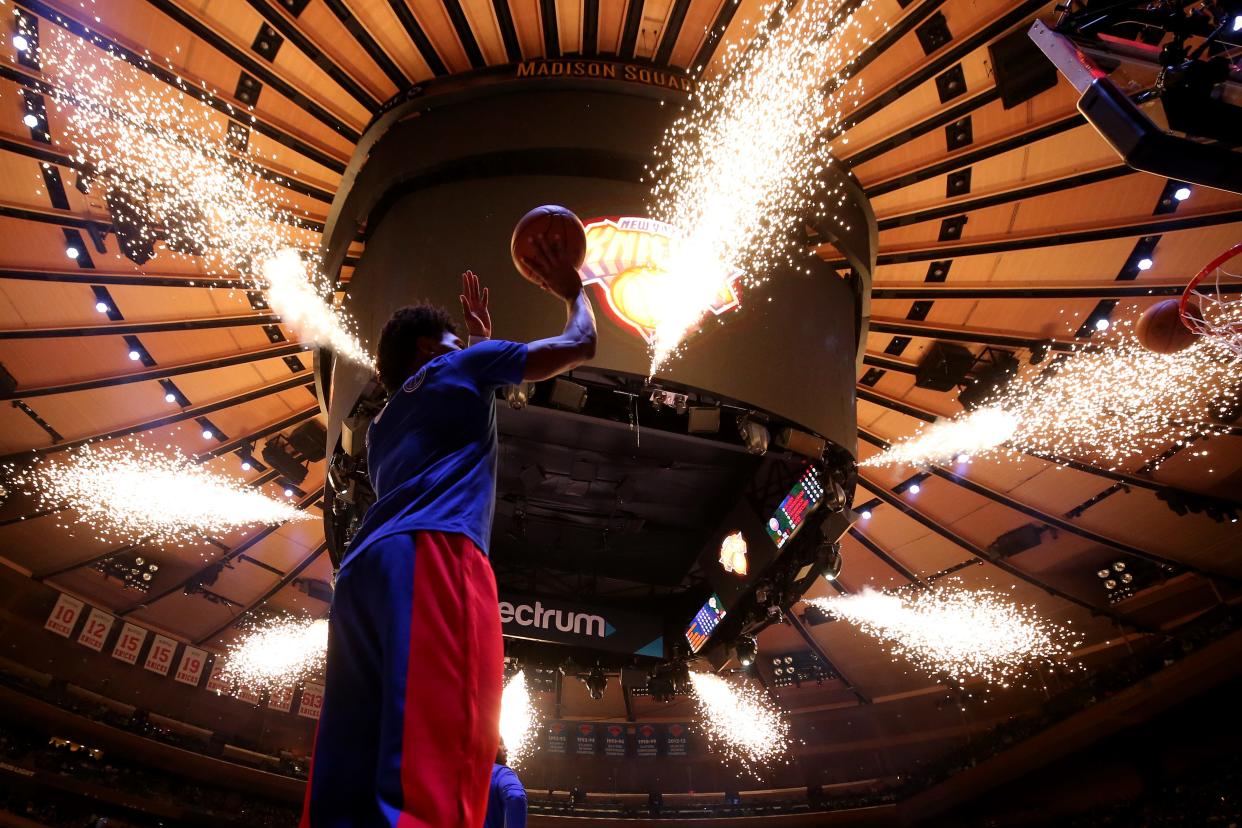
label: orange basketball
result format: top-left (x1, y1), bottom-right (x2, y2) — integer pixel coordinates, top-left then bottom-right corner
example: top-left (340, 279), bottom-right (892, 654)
top-left (1136, 298), bottom-right (1199, 354)
top-left (510, 205), bottom-right (587, 289)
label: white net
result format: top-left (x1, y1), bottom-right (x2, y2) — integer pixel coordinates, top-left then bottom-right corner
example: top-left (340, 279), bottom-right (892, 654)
top-left (1183, 243), bottom-right (1242, 360)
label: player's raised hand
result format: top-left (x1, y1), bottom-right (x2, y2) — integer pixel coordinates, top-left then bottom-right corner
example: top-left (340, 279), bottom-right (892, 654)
top-left (460, 269), bottom-right (492, 339)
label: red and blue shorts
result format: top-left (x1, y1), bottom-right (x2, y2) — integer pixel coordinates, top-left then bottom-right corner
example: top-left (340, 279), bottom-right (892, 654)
top-left (299, 530), bottom-right (503, 827)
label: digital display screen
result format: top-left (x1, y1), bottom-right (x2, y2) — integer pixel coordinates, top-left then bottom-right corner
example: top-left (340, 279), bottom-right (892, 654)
top-left (684, 594), bottom-right (726, 653)
top-left (765, 465), bottom-right (824, 549)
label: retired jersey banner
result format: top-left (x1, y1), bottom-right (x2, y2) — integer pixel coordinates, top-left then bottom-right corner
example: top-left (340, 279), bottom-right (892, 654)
top-left (602, 723), bottom-right (627, 757)
top-left (143, 634), bottom-right (177, 676)
top-left (111, 622), bottom-right (148, 665)
top-left (268, 685), bottom-right (294, 713)
top-left (636, 723), bottom-right (659, 758)
top-left (666, 723), bottom-right (688, 757)
top-left (76, 608), bottom-right (114, 652)
top-left (546, 721), bottom-right (568, 754)
top-left (174, 646), bottom-right (208, 687)
top-left (205, 660), bottom-right (231, 695)
top-left (574, 722), bottom-right (598, 756)
top-left (235, 684), bottom-right (261, 705)
top-left (297, 682), bottom-right (324, 720)
top-left (44, 593), bottom-right (84, 638)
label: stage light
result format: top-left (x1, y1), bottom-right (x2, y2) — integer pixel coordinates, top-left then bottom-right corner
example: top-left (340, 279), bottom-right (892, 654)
top-left (13, 35), bottom-right (30, 52)
top-left (22, 113), bottom-right (38, 128)
top-left (1095, 318), bottom-right (1110, 331)
top-left (95, 301), bottom-right (109, 314)
top-left (1105, 579), bottom-right (1117, 589)
top-left (1137, 257), bottom-right (1154, 271)
top-left (1097, 568), bottom-right (1110, 579)
top-left (908, 483), bottom-right (921, 494)
top-left (549, 378), bottom-right (587, 412)
top-left (1233, 13), bottom-right (1242, 31)
top-left (241, 461), bottom-right (252, 471)
top-left (861, 510), bottom-right (872, 520)
top-left (284, 488), bottom-right (294, 498)
top-left (1113, 561), bottom-right (1126, 572)
top-left (956, 453), bottom-right (970, 463)
top-left (1173, 186), bottom-right (1192, 201)
top-left (65, 246), bottom-right (80, 260)
top-left (164, 393), bottom-right (177, 403)
top-left (585, 666), bottom-right (608, 700)
top-left (734, 635), bottom-right (757, 667)
top-left (737, 413), bottom-right (769, 455)
top-left (128, 350), bottom-right (141, 361)
top-left (201, 429), bottom-right (214, 440)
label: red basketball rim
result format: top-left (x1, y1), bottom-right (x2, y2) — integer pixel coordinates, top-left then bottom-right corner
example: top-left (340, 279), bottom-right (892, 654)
top-left (1181, 241), bottom-right (1242, 333)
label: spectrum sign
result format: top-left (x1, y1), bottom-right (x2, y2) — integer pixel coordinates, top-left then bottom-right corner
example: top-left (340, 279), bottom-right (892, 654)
top-left (579, 217), bottom-right (745, 345)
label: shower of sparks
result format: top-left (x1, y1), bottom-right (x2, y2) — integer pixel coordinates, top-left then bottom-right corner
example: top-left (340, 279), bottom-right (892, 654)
top-left (805, 586), bottom-right (1080, 687)
top-left (32, 32), bottom-right (373, 368)
top-left (688, 671), bottom-right (791, 770)
top-left (499, 670), bottom-right (542, 768)
top-left (645, 0), bottom-right (884, 371)
top-left (5, 443), bottom-right (312, 547)
top-left (220, 616), bottom-right (328, 690)
top-left (861, 332), bottom-right (1241, 471)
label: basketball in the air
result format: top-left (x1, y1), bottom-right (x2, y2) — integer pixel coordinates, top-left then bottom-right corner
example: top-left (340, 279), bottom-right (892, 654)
top-left (510, 205), bottom-right (588, 290)
top-left (1136, 299), bottom-right (1199, 354)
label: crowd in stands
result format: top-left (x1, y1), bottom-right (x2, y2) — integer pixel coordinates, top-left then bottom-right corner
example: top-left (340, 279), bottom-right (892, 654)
top-left (0, 721), bottom-right (299, 828)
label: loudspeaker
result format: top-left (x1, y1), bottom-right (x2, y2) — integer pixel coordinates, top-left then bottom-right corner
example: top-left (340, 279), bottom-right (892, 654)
top-left (988, 27), bottom-right (1059, 109)
top-left (289, 419), bottom-right (327, 461)
top-left (915, 342), bottom-right (975, 391)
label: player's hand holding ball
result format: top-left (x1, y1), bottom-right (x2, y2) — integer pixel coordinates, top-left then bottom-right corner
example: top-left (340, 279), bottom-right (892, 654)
top-left (511, 205), bottom-right (588, 302)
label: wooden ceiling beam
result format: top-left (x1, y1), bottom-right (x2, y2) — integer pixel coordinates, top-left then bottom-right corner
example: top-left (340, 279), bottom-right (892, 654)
top-left (384, 0), bottom-right (449, 76)
top-left (843, 87), bottom-right (1001, 168)
top-left (192, 407), bottom-right (320, 463)
top-left (194, 538), bottom-right (329, 644)
top-left (0, 343), bottom-right (311, 401)
top-left (0, 313), bottom-right (282, 340)
top-left (0, 267), bottom-right (247, 290)
top-left (11, 1), bottom-right (349, 174)
top-left (867, 316), bottom-right (1084, 352)
top-left (243, 0), bottom-right (387, 108)
top-left (320, 0), bottom-right (418, 86)
top-left (0, 372), bottom-right (314, 465)
top-left (869, 279), bottom-right (1231, 300)
top-left (855, 476), bottom-right (1157, 632)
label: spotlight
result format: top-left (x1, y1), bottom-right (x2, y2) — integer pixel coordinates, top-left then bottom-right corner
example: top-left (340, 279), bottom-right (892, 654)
top-left (1234, 13), bottom-right (1242, 31)
top-left (1095, 318), bottom-right (1110, 331)
top-left (1121, 572), bottom-right (1133, 584)
top-left (817, 541), bottom-right (843, 581)
top-left (861, 510), bottom-right (872, 520)
top-left (241, 461), bottom-right (252, 471)
top-left (128, 350), bottom-right (141, 361)
top-left (1112, 561), bottom-right (1126, 572)
top-left (1104, 579), bottom-right (1117, 589)
top-left (955, 453), bottom-right (970, 463)
top-left (164, 393), bottom-right (177, 403)
top-left (1173, 186), bottom-right (1192, 201)
top-left (503, 382), bottom-right (533, 410)
top-left (22, 113), bottom-right (38, 128)
top-left (734, 635), bottom-right (757, 667)
top-left (1137, 257), bottom-right (1154, 271)
top-left (95, 301), bottom-right (110, 314)
top-left (736, 413), bottom-right (769, 455)
top-left (584, 667), bottom-right (608, 700)
top-left (13, 35), bottom-right (30, 52)
top-left (65, 246), bottom-right (80, 260)
top-left (908, 483), bottom-right (921, 494)
top-left (1097, 568), bottom-right (1110, 579)
top-left (201, 429), bottom-right (214, 440)
top-left (284, 488), bottom-right (294, 498)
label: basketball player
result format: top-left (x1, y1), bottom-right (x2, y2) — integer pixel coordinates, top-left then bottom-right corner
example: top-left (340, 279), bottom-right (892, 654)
top-left (483, 741), bottom-right (527, 828)
top-left (301, 240), bottom-right (596, 828)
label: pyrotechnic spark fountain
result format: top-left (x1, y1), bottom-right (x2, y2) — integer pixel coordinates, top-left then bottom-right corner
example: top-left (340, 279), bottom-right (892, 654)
top-left (5, 443), bottom-right (312, 547)
top-left (687, 671), bottom-right (791, 770)
top-left (220, 616), bottom-right (328, 690)
top-left (499, 670), bottom-right (541, 767)
top-left (32, 32), bottom-right (373, 368)
top-left (805, 586), bottom-right (1080, 686)
top-left (862, 334), bottom-right (1240, 470)
top-left (645, 0), bottom-right (884, 371)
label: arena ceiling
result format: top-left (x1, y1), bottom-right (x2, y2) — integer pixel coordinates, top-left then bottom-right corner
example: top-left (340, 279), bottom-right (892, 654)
top-left (1, 0), bottom-right (1240, 782)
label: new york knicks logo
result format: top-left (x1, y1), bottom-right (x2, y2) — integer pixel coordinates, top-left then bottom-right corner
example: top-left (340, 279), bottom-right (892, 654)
top-left (402, 366), bottom-right (427, 394)
top-left (579, 217), bottom-right (745, 344)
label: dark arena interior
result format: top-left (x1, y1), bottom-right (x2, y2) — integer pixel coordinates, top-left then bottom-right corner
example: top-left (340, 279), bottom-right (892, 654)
top-left (0, 0), bottom-right (1241, 826)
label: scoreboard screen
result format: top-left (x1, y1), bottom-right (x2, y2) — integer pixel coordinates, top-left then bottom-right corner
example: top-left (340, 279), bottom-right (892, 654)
top-left (765, 465), bottom-right (824, 549)
top-left (684, 594), bottom-right (726, 653)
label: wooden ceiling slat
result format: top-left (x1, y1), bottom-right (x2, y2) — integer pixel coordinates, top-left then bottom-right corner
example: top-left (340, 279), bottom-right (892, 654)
top-left (320, 0), bottom-right (417, 87)
top-left (196, 540), bottom-right (328, 644)
top-left (384, 0), bottom-right (451, 75)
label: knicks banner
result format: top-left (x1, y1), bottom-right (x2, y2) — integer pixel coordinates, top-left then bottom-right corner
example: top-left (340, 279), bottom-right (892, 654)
top-left (174, 647), bottom-right (208, 687)
top-left (76, 608), bottom-right (114, 652)
top-left (636, 724), bottom-right (658, 758)
top-left (546, 721), bottom-right (568, 754)
top-left (602, 723), bottom-right (627, 757)
top-left (143, 634), bottom-right (177, 676)
top-left (574, 722), bottom-right (598, 756)
top-left (580, 217), bottom-right (745, 346)
top-left (44, 593), bottom-right (84, 638)
top-left (111, 622), bottom-right (147, 666)
top-left (498, 591), bottom-right (663, 657)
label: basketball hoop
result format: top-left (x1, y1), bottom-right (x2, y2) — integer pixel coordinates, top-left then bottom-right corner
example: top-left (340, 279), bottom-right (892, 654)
top-left (1181, 242), bottom-right (1242, 359)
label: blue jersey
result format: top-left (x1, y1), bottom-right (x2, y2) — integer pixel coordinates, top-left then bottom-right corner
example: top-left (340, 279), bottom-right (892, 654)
top-left (484, 764), bottom-right (527, 828)
top-left (343, 339), bottom-right (527, 567)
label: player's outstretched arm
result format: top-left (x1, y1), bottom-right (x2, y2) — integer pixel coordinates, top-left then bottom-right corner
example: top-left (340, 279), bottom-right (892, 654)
top-left (520, 238), bottom-right (597, 382)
